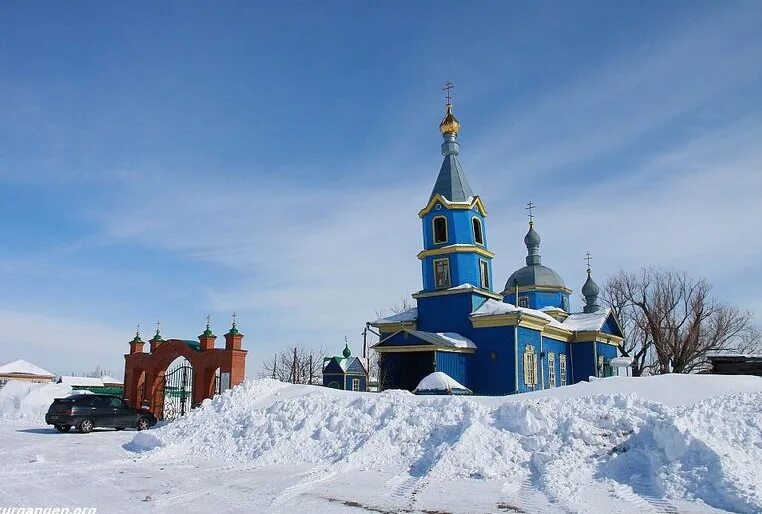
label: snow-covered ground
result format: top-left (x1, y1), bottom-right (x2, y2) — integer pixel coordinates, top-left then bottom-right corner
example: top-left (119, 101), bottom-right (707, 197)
top-left (1, 375), bottom-right (761, 513)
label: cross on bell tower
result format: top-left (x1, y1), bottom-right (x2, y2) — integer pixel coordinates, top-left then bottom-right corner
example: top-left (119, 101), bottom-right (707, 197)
top-left (443, 81), bottom-right (454, 105)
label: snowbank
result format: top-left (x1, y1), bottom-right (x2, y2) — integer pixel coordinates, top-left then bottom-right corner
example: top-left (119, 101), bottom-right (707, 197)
top-left (0, 381), bottom-right (72, 423)
top-left (129, 375), bottom-right (762, 513)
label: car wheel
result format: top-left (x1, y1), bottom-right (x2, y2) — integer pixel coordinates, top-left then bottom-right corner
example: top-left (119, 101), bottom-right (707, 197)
top-left (78, 418), bottom-right (94, 434)
top-left (115, 427), bottom-right (125, 431)
top-left (136, 417), bottom-right (150, 431)
top-left (54, 425), bottom-right (71, 432)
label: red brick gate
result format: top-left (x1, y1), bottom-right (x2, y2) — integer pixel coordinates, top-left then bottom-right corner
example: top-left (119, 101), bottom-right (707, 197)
top-left (123, 322), bottom-right (247, 420)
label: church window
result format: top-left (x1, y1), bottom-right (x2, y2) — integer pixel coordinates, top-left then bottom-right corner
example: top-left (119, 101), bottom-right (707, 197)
top-left (479, 260), bottom-right (490, 289)
top-left (597, 355), bottom-right (604, 377)
top-left (472, 217), bottom-right (484, 245)
top-left (328, 381), bottom-right (340, 389)
top-left (433, 258), bottom-right (451, 289)
top-left (562, 296), bottom-right (569, 312)
top-left (559, 354), bottom-right (567, 385)
top-left (352, 378), bottom-right (360, 391)
top-left (433, 216), bottom-right (448, 244)
top-left (523, 346), bottom-right (537, 386)
top-left (518, 296), bottom-right (529, 308)
top-left (548, 352), bottom-right (556, 387)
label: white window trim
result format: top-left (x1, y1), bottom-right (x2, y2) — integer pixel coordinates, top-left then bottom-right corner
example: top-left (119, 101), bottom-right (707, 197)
top-left (432, 216), bottom-right (448, 244)
top-left (351, 378), bottom-right (360, 391)
top-left (547, 352), bottom-right (555, 388)
top-left (559, 354), bottom-right (567, 386)
top-left (479, 259), bottom-right (490, 290)
top-left (523, 346), bottom-right (537, 386)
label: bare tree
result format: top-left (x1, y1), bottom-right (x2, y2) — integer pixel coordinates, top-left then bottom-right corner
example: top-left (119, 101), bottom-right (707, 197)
top-left (258, 344), bottom-right (325, 384)
top-left (374, 296), bottom-right (415, 320)
top-left (603, 268), bottom-right (760, 374)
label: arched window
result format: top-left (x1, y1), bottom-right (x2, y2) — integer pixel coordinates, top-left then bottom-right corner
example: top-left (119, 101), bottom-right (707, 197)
top-left (472, 217), bottom-right (484, 245)
top-left (433, 216), bottom-right (448, 244)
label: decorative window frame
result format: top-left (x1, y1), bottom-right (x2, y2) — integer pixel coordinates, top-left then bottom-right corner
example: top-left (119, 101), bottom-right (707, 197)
top-left (518, 296), bottom-right (529, 308)
top-left (472, 216), bottom-right (484, 245)
top-left (433, 257), bottom-right (451, 289)
top-left (523, 346), bottom-right (537, 386)
top-left (351, 378), bottom-right (360, 391)
top-left (597, 355), bottom-right (604, 377)
top-left (432, 216), bottom-right (448, 244)
top-left (559, 354), bottom-right (567, 386)
top-left (479, 259), bottom-right (490, 290)
top-left (547, 352), bottom-right (556, 388)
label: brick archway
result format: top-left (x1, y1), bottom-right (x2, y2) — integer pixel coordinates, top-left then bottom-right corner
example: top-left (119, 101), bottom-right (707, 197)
top-left (123, 327), bottom-right (247, 420)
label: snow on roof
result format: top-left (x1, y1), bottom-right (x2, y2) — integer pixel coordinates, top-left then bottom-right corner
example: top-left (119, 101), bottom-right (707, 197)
top-left (448, 283), bottom-right (476, 290)
top-left (58, 376), bottom-right (104, 387)
top-left (471, 299), bottom-right (565, 328)
top-left (407, 330), bottom-right (476, 349)
top-left (0, 359), bottom-right (55, 377)
top-left (100, 374), bottom-right (123, 385)
top-left (372, 307), bottom-right (418, 325)
top-left (414, 371), bottom-right (471, 393)
top-left (561, 309), bottom-right (611, 332)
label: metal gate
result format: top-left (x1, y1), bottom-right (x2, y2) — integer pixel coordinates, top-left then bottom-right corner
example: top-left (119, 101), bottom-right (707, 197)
top-left (162, 362), bottom-right (193, 421)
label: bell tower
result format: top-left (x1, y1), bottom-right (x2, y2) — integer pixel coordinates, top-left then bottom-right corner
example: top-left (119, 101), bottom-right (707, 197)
top-left (417, 84), bottom-right (495, 293)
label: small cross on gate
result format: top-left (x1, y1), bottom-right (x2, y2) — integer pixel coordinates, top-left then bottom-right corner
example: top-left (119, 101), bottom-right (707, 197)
top-left (206, 314), bottom-right (212, 329)
top-left (232, 312), bottom-right (237, 327)
top-left (526, 201), bottom-right (536, 224)
top-left (155, 320), bottom-right (160, 333)
top-left (136, 322), bottom-right (141, 337)
top-left (585, 252), bottom-right (593, 272)
top-left (443, 81), bottom-right (454, 104)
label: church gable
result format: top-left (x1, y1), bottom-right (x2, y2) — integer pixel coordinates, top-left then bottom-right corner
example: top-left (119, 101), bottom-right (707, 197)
top-left (374, 329), bottom-right (476, 352)
top-left (322, 357), bottom-right (345, 375)
top-left (600, 312), bottom-right (624, 338)
top-left (344, 358), bottom-right (367, 375)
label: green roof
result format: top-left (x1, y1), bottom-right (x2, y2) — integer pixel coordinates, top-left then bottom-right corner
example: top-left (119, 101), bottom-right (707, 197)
top-left (182, 339), bottom-right (202, 351)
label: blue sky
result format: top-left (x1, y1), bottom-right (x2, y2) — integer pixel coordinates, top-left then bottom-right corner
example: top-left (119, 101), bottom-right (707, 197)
top-left (1, 1), bottom-right (760, 377)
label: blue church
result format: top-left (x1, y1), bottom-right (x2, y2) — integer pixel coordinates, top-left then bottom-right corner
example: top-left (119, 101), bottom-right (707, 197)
top-left (322, 344), bottom-right (369, 392)
top-left (370, 100), bottom-right (623, 395)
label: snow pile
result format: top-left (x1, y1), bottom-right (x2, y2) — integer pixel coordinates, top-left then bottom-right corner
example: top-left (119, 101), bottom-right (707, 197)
top-left (0, 381), bottom-right (72, 423)
top-left (130, 376), bottom-right (762, 513)
top-left (414, 371), bottom-right (471, 394)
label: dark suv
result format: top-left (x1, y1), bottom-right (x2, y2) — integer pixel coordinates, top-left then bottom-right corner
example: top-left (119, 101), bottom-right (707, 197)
top-left (45, 394), bottom-right (157, 433)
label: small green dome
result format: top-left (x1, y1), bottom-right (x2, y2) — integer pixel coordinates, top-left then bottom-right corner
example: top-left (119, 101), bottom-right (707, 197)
top-left (342, 344), bottom-right (351, 358)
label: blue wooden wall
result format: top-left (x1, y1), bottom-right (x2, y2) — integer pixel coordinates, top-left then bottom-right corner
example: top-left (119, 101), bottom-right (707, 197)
top-left (435, 351), bottom-right (469, 387)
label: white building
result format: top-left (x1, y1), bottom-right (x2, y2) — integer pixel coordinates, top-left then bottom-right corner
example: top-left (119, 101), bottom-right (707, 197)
top-left (0, 359), bottom-right (56, 387)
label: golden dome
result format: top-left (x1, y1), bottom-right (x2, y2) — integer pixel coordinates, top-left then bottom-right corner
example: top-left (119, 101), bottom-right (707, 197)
top-left (439, 103), bottom-right (460, 135)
